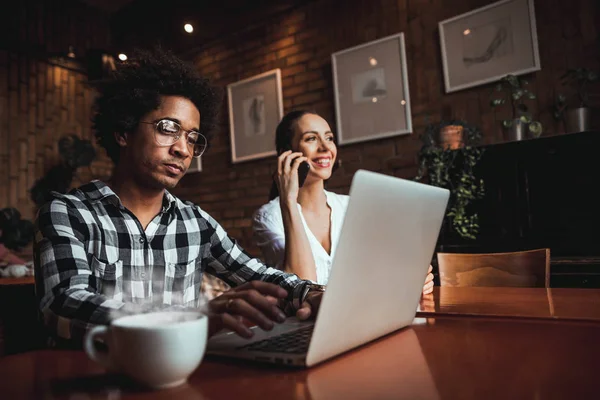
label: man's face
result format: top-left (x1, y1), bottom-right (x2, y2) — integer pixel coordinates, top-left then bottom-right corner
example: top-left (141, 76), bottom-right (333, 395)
top-left (120, 96), bottom-right (200, 190)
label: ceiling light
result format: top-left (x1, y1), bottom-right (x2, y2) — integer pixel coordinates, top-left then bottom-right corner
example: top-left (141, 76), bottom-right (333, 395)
top-left (184, 24), bottom-right (194, 33)
top-left (118, 53), bottom-right (127, 61)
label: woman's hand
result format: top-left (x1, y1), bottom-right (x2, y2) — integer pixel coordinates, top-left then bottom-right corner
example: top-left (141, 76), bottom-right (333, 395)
top-left (422, 265), bottom-right (434, 295)
top-left (276, 150), bottom-right (308, 206)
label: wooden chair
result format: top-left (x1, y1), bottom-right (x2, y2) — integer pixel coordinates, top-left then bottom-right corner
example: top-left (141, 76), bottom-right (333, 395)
top-left (437, 248), bottom-right (550, 288)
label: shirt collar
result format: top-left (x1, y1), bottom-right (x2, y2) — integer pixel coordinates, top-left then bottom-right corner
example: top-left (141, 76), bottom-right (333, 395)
top-left (83, 180), bottom-right (177, 213)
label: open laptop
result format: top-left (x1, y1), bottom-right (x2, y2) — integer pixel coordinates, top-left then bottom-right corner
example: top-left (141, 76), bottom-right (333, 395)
top-left (206, 169), bottom-right (449, 367)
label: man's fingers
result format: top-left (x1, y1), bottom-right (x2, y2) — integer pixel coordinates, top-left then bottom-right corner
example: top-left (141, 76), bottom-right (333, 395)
top-left (240, 289), bottom-right (287, 323)
top-left (226, 297), bottom-right (277, 331)
top-left (220, 313), bottom-right (254, 338)
top-left (265, 295), bottom-right (279, 305)
top-left (233, 281), bottom-right (288, 298)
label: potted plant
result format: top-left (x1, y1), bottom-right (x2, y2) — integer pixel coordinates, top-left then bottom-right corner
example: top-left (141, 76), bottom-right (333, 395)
top-left (553, 68), bottom-right (598, 133)
top-left (490, 74), bottom-right (542, 141)
top-left (415, 120), bottom-right (485, 240)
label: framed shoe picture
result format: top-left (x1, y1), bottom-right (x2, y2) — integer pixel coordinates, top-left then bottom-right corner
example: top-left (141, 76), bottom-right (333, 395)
top-left (332, 33), bottom-right (412, 145)
top-left (439, 0), bottom-right (541, 93)
top-left (227, 69), bottom-right (283, 163)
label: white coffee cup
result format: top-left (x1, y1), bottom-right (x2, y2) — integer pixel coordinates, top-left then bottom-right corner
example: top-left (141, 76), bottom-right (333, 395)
top-left (83, 310), bottom-right (208, 389)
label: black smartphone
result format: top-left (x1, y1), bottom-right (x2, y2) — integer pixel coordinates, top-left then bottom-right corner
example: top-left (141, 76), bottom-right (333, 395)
top-left (281, 145), bottom-right (310, 188)
top-left (298, 161), bottom-right (310, 188)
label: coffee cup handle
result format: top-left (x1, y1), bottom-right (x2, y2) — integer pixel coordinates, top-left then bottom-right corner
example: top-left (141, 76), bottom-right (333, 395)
top-left (84, 325), bottom-right (113, 370)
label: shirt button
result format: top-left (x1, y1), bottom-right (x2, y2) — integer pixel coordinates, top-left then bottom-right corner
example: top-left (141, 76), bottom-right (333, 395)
top-left (139, 237), bottom-right (145, 244)
top-left (141, 272), bottom-right (146, 278)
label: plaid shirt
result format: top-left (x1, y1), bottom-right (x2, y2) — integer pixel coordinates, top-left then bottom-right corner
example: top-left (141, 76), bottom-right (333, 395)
top-left (34, 180), bottom-right (308, 345)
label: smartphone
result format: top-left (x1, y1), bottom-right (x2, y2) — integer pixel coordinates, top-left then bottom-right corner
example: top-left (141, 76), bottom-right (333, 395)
top-left (298, 161), bottom-right (310, 188)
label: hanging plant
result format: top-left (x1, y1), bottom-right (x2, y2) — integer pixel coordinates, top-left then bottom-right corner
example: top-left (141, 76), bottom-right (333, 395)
top-left (415, 120), bottom-right (485, 240)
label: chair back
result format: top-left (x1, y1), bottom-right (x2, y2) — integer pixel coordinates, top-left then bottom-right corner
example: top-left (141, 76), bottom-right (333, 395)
top-left (437, 248), bottom-right (550, 288)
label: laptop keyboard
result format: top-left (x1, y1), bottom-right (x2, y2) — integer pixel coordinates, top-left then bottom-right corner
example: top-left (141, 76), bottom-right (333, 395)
top-left (237, 325), bottom-right (314, 354)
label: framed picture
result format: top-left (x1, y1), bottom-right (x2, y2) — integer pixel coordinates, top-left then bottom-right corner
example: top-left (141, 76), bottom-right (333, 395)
top-left (439, 0), bottom-right (540, 93)
top-left (187, 157), bottom-right (202, 173)
top-left (227, 69), bottom-right (283, 163)
top-left (332, 32), bottom-right (412, 145)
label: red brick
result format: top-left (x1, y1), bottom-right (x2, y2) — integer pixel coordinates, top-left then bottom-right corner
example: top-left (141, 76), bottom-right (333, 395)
top-left (277, 45), bottom-right (302, 59)
top-left (282, 77), bottom-right (294, 87)
top-left (281, 10), bottom-right (306, 25)
top-left (282, 64), bottom-right (306, 78)
top-left (268, 37), bottom-right (295, 52)
top-left (283, 84), bottom-right (307, 98)
top-left (294, 71), bottom-right (321, 85)
top-left (195, 54), bottom-right (215, 68)
top-left (293, 91), bottom-right (322, 106)
top-left (286, 52), bottom-right (312, 66)
top-left (223, 209), bottom-right (245, 219)
top-left (308, 79), bottom-right (327, 91)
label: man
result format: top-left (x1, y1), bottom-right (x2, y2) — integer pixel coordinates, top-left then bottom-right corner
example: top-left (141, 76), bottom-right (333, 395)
top-left (34, 48), bottom-right (321, 346)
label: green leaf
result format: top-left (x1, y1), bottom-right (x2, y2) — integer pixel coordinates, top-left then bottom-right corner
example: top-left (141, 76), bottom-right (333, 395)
top-left (529, 121), bottom-right (543, 137)
top-left (505, 75), bottom-right (519, 87)
top-left (502, 120), bottom-right (513, 128)
top-left (520, 115), bottom-right (532, 123)
top-left (528, 93), bottom-right (536, 100)
top-left (512, 89), bottom-right (524, 100)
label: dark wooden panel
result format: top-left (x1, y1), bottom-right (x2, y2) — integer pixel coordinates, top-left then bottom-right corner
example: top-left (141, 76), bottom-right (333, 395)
top-left (437, 131), bottom-right (600, 287)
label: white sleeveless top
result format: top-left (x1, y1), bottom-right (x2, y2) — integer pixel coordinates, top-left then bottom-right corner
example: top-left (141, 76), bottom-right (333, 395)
top-left (252, 191), bottom-right (349, 285)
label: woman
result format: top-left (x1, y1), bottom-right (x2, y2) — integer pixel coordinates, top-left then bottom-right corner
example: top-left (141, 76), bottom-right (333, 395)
top-left (252, 110), bottom-right (434, 294)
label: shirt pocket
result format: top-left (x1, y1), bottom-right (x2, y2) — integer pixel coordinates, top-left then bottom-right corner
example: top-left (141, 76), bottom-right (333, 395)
top-left (164, 259), bottom-right (203, 306)
top-left (90, 256), bottom-right (123, 299)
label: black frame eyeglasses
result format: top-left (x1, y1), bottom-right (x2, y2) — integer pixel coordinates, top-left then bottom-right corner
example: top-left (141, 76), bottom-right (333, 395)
top-left (140, 119), bottom-right (207, 158)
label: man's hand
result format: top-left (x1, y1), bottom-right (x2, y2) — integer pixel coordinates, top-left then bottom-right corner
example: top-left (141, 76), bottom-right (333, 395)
top-left (422, 265), bottom-right (434, 295)
top-left (207, 281), bottom-right (288, 338)
top-left (296, 291), bottom-right (323, 321)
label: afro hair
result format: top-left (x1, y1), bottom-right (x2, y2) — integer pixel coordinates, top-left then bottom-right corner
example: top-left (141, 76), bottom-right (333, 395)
top-left (92, 47), bottom-right (221, 163)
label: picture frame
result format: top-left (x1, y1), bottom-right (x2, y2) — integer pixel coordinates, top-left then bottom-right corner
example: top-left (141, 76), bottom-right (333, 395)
top-left (187, 157), bottom-right (202, 173)
top-left (227, 69), bottom-right (283, 163)
top-left (439, 0), bottom-right (540, 93)
top-left (332, 32), bottom-right (412, 145)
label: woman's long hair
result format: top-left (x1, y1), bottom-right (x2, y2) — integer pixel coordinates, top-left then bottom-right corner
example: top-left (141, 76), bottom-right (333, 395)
top-left (268, 110), bottom-right (316, 200)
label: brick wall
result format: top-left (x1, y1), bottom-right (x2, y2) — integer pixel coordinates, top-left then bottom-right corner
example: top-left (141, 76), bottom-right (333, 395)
top-left (0, 0), bottom-right (114, 221)
top-left (173, 0), bottom-right (599, 257)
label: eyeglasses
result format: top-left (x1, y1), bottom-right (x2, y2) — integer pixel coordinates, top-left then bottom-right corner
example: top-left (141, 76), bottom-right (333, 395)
top-left (140, 119), bottom-right (207, 158)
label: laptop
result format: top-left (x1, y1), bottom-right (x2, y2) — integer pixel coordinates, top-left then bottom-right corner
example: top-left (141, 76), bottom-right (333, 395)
top-left (206, 169), bottom-right (449, 367)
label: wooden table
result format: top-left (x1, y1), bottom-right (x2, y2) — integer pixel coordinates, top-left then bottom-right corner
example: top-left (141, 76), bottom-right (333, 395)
top-left (0, 316), bottom-right (598, 399)
top-left (0, 276), bottom-right (35, 286)
top-left (417, 287), bottom-right (600, 322)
